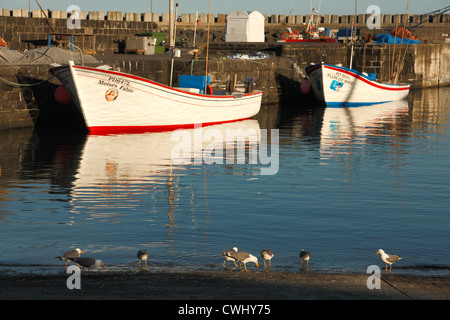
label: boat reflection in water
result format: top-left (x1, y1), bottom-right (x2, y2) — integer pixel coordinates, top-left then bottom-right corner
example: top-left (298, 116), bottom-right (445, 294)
top-left (319, 99), bottom-right (410, 159)
top-left (70, 119), bottom-right (264, 214)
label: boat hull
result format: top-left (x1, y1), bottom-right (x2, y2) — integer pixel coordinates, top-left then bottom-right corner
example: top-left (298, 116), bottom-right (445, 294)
top-left (51, 62), bottom-right (262, 135)
top-left (306, 64), bottom-right (410, 106)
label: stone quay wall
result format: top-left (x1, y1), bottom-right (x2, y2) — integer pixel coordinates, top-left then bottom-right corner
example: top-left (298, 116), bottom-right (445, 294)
top-left (2, 8), bottom-right (449, 26)
top-left (0, 64), bottom-right (77, 131)
top-left (1, 42), bottom-right (449, 131)
top-left (0, 9), bottom-right (449, 131)
top-left (1, 10), bottom-right (449, 54)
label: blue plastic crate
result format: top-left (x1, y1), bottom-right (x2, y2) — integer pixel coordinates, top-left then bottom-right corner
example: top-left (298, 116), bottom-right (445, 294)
top-left (179, 75), bottom-right (210, 94)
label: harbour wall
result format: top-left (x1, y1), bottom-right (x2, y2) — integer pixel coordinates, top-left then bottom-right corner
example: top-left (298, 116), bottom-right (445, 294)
top-left (0, 11), bottom-right (449, 131)
top-left (1, 11), bottom-right (449, 54)
top-left (2, 8), bottom-right (449, 26)
top-left (1, 42), bottom-right (449, 131)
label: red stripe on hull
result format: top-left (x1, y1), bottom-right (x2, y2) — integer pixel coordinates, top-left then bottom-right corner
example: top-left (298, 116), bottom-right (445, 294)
top-left (73, 65), bottom-right (262, 99)
top-left (324, 65), bottom-right (410, 91)
top-left (88, 118), bottom-right (253, 136)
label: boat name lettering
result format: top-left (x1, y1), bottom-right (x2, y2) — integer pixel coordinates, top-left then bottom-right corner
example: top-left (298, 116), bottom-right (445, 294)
top-left (327, 72), bottom-right (354, 85)
top-left (98, 80), bottom-right (118, 88)
top-left (118, 85), bottom-right (134, 93)
top-left (107, 76), bottom-right (131, 86)
top-left (98, 80), bottom-right (134, 93)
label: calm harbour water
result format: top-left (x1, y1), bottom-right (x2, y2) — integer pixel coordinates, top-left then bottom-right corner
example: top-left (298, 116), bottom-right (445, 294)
top-left (0, 87), bottom-right (449, 277)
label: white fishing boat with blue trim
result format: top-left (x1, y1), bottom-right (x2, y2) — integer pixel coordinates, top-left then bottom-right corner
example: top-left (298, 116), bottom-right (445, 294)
top-left (305, 63), bottom-right (410, 107)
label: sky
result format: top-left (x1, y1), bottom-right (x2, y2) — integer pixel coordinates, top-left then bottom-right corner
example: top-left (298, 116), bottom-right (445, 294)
top-left (2, 0), bottom-right (449, 16)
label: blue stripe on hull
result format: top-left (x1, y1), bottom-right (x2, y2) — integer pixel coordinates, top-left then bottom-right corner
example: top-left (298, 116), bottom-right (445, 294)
top-left (326, 101), bottom-right (393, 108)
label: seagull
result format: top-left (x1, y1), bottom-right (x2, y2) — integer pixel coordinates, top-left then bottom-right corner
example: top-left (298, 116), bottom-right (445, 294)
top-left (137, 250), bottom-right (149, 267)
top-left (260, 249), bottom-right (274, 268)
top-left (227, 251), bottom-right (259, 271)
top-left (74, 257), bottom-right (105, 270)
top-left (56, 248), bottom-right (84, 268)
top-left (374, 249), bottom-right (402, 272)
top-left (299, 249), bottom-right (311, 267)
top-left (221, 247), bottom-right (239, 267)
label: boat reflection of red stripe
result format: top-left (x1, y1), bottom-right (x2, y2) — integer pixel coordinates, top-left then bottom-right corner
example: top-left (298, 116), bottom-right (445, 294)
top-left (325, 65), bottom-right (410, 91)
top-left (88, 118), bottom-right (252, 135)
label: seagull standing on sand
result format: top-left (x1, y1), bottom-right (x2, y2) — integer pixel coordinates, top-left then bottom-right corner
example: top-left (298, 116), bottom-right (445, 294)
top-left (74, 257), bottom-right (105, 270)
top-left (137, 250), bottom-right (149, 267)
top-left (221, 247), bottom-right (239, 267)
top-left (56, 248), bottom-right (84, 268)
top-left (374, 249), bottom-right (402, 272)
top-left (226, 251), bottom-right (259, 271)
top-left (260, 249), bottom-right (274, 268)
top-left (299, 249), bottom-right (311, 267)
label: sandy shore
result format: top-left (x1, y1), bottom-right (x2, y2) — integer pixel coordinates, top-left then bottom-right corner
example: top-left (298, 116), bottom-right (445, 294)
top-left (1, 269), bottom-right (449, 300)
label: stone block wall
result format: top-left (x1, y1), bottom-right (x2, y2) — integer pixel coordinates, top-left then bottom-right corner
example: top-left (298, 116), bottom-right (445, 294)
top-left (0, 10), bottom-right (449, 54)
top-left (1, 42), bottom-right (449, 131)
top-left (1, 8), bottom-right (449, 25)
top-left (0, 8), bottom-right (449, 131)
top-left (0, 64), bottom-right (86, 131)
top-left (0, 65), bottom-right (45, 130)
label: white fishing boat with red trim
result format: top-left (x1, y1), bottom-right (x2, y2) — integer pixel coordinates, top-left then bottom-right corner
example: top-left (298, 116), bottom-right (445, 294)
top-left (305, 63), bottom-right (410, 107)
top-left (50, 61), bottom-right (262, 135)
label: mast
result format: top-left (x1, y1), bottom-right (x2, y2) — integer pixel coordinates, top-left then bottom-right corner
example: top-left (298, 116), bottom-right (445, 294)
top-left (169, 0), bottom-right (175, 48)
top-left (394, 0), bottom-right (410, 84)
top-left (151, 0), bottom-right (154, 31)
top-left (204, 0), bottom-right (211, 93)
top-left (316, 0), bottom-right (322, 28)
top-left (193, 10), bottom-right (198, 48)
top-left (169, 3), bottom-right (178, 87)
top-left (349, 0), bottom-right (357, 69)
top-left (173, 3), bottom-right (179, 46)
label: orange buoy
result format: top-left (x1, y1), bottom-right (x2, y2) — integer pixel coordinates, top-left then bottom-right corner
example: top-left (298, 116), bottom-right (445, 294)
top-left (54, 85), bottom-right (72, 104)
top-left (0, 37), bottom-right (7, 47)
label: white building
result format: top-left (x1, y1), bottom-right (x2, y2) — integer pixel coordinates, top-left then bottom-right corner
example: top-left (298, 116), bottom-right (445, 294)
top-left (225, 11), bottom-right (265, 43)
